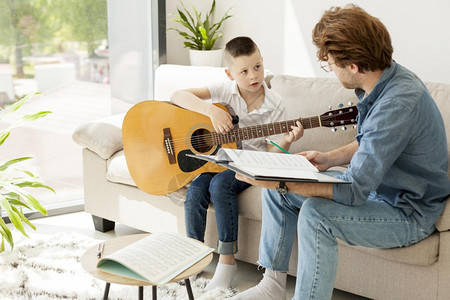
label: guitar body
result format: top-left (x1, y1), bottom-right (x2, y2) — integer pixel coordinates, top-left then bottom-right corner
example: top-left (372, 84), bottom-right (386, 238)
top-left (122, 101), bottom-right (236, 195)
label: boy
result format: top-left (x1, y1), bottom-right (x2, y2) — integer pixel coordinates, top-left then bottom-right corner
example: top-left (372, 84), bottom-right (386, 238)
top-left (170, 36), bottom-right (303, 291)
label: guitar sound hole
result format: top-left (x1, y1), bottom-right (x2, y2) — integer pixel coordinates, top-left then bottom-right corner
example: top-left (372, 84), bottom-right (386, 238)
top-left (191, 129), bottom-right (213, 153)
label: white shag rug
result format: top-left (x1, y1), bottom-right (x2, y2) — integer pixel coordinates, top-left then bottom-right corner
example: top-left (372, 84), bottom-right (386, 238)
top-left (0, 232), bottom-right (238, 300)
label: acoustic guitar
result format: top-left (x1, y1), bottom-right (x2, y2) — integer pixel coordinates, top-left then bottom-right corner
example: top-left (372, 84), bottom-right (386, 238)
top-left (122, 101), bottom-right (358, 195)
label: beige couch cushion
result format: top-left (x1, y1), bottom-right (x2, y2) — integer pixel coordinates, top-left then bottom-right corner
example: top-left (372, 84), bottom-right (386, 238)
top-left (270, 76), bottom-right (358, 154)
top-left (106, 150), bottom-right (135, 186)
top-left (435, 197), bottom-right (450, 231)
top-left (339, 231), bottom-right (439, 266)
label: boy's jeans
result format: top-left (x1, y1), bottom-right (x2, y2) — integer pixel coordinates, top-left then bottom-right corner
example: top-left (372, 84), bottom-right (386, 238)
top-left (184, 170), bottom-right (251, 255)
top-left (258, 182), bottom-right (432, 300)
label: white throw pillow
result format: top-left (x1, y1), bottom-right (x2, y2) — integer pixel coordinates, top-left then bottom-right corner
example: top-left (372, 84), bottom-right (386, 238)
top-left (72, 113), bottom-right (125, 160)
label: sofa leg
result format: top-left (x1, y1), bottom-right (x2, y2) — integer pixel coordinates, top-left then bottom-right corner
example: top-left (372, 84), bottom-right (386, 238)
top-left (92, 215), bottom-right (115, 232)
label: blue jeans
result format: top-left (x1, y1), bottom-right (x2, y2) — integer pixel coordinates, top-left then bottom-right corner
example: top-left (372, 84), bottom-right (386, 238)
top-left (184, 170), bottom-right (251, 255)
top-left (258, 176), bottom-right (433, 299)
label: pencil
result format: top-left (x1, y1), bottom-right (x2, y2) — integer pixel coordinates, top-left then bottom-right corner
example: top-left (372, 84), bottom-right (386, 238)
top-left (265, 138), bottom-right (290, 154)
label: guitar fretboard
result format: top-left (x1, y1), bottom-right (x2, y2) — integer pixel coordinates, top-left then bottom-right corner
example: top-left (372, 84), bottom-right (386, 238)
top-left (211, 117), bottom-right (320, 145)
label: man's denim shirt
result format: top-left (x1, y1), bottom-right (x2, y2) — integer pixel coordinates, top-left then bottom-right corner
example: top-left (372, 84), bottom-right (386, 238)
top-left (333, 61), bottom-right (450, 231)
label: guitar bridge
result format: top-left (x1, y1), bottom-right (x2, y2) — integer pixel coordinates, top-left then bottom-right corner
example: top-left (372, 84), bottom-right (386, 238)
top-left (163, 128), bottom-right (176, 164)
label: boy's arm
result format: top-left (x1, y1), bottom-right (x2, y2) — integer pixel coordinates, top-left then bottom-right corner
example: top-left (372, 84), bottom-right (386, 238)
top-left (170, 88), bottom-right (213, 116)
top-left (170, 88), bottom-right (234, 133)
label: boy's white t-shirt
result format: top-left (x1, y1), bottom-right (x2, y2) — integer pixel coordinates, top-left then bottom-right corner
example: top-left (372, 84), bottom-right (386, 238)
top-left (207, 80), bottom-right (286, 151)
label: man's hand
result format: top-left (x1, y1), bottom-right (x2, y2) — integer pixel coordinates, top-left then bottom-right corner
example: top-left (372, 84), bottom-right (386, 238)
top-left (300, 151), bottom-right (330, 172)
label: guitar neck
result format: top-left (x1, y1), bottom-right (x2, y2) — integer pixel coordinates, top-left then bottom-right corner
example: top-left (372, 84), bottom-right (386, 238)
top-left (211, 116), bottom-right (320, 145)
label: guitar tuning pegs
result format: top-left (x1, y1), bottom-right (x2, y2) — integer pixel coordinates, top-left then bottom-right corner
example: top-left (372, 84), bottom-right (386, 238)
top-left (353, 125), bottom-right (357, 129)
top-left (342, 126), bottom-right (347, 131)
top-left (331, 127), bottom-right (337, 132)
top-left (329, 105), bottom-right (332, 110)
top-left (348, 101), bottom-right (354, 106)
top-left (338, 103), bottom-right (344, 108)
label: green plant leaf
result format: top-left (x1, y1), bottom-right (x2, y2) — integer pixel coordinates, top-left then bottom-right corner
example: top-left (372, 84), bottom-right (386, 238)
top-left (0, 157), bottom-right (32, 172)
top-left (0, 110), bottom-right (52, 146)
top-left (169, 0), bottom-right (233, 50)
top-left (7, 198), bottom-right (32, 211)
top-left (10, 186), bottom-right (47, 216)
top-left (22, 111), bottom-right (52, 122)
top-left (11, 206), bottom-right (36, 231)
top-left (0, 131), bottom-right (10, 146)
top-left (199, 26), bottom-right (208, 41)
top-left (0, 92), bottom-right (41, 120)
top-left (0, 218), bottom-right (14, 251)
top-left (0, 92), bottom-right (52, 251)
top-left (16, 181), bottom-right (55, 193)
top-left (209, 0), bottom-right (217, 17)
top-left (0, 195), bottom-right (28, 237)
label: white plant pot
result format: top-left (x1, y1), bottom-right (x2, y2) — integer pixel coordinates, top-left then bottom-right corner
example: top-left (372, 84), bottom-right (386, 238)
top-left (189, 48), bottom-right (223, 67)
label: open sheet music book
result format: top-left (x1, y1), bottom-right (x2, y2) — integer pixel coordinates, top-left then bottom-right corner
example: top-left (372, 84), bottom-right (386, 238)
top-left (187, 148), bottom-right (350, 184)
top-left (96, 232), bottom-right (214, 285)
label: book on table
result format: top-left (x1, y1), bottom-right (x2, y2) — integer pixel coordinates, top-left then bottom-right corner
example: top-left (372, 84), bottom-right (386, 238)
top-left (96, 232), bottom-right (214, 285)
top-left (187, 148), bottom-right (350, 184)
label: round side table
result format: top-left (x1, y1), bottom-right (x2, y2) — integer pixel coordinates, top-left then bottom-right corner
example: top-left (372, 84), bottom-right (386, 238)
top-left (81, 233), bottom-right (213, 300)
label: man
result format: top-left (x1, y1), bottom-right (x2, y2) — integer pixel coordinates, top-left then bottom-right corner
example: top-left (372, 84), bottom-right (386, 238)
top-left (230, 4), bottom-right (450, 300)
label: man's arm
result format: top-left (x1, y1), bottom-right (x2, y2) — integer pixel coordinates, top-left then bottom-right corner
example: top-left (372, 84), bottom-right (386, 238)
top-left (323, 140), bottom-right (358, 167)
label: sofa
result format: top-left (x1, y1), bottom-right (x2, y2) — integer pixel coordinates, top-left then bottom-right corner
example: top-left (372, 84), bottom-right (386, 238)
top-left (73, 64), bottom-right (450, 300)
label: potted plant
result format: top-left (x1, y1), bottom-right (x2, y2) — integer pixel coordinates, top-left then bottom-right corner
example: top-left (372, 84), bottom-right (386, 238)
top-left (169, 0), bottom-right (233, 67)
top-left (0, 93), bottom-right (54, 252)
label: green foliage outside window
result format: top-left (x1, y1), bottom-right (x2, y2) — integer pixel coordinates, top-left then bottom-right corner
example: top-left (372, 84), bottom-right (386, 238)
top-left (0, 0), bottom-right (108, 78)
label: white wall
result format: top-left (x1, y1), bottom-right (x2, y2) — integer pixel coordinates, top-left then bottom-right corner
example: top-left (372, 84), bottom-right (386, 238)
top-left (166, 0), bottom-right (450, 84)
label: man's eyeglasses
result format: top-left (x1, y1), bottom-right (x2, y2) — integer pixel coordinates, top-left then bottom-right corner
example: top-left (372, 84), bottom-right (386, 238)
top-left (320, 61), bottom-right (335, 73)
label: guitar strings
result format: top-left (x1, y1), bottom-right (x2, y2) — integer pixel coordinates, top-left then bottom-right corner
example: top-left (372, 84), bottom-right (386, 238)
top-left (166, 111), bottom-right (356, 148)
top-left (168, 119), bottom-right (302, 146)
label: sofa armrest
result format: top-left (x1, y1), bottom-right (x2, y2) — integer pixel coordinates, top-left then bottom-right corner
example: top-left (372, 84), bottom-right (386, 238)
top-left (72, 113), bottom-right (125, 160)
top-left (435, 196), bottom-right (450, 232)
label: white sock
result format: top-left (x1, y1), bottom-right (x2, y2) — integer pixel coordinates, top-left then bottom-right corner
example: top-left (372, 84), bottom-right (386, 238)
top-left (229, 268), bottom-right (287, 300)
top-left (205, 262), bottom-right (238, 291)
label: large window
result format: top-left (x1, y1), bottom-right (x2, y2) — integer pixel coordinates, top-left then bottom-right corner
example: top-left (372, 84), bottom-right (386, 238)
top-left (0, 0), bottom-right (110, 216)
